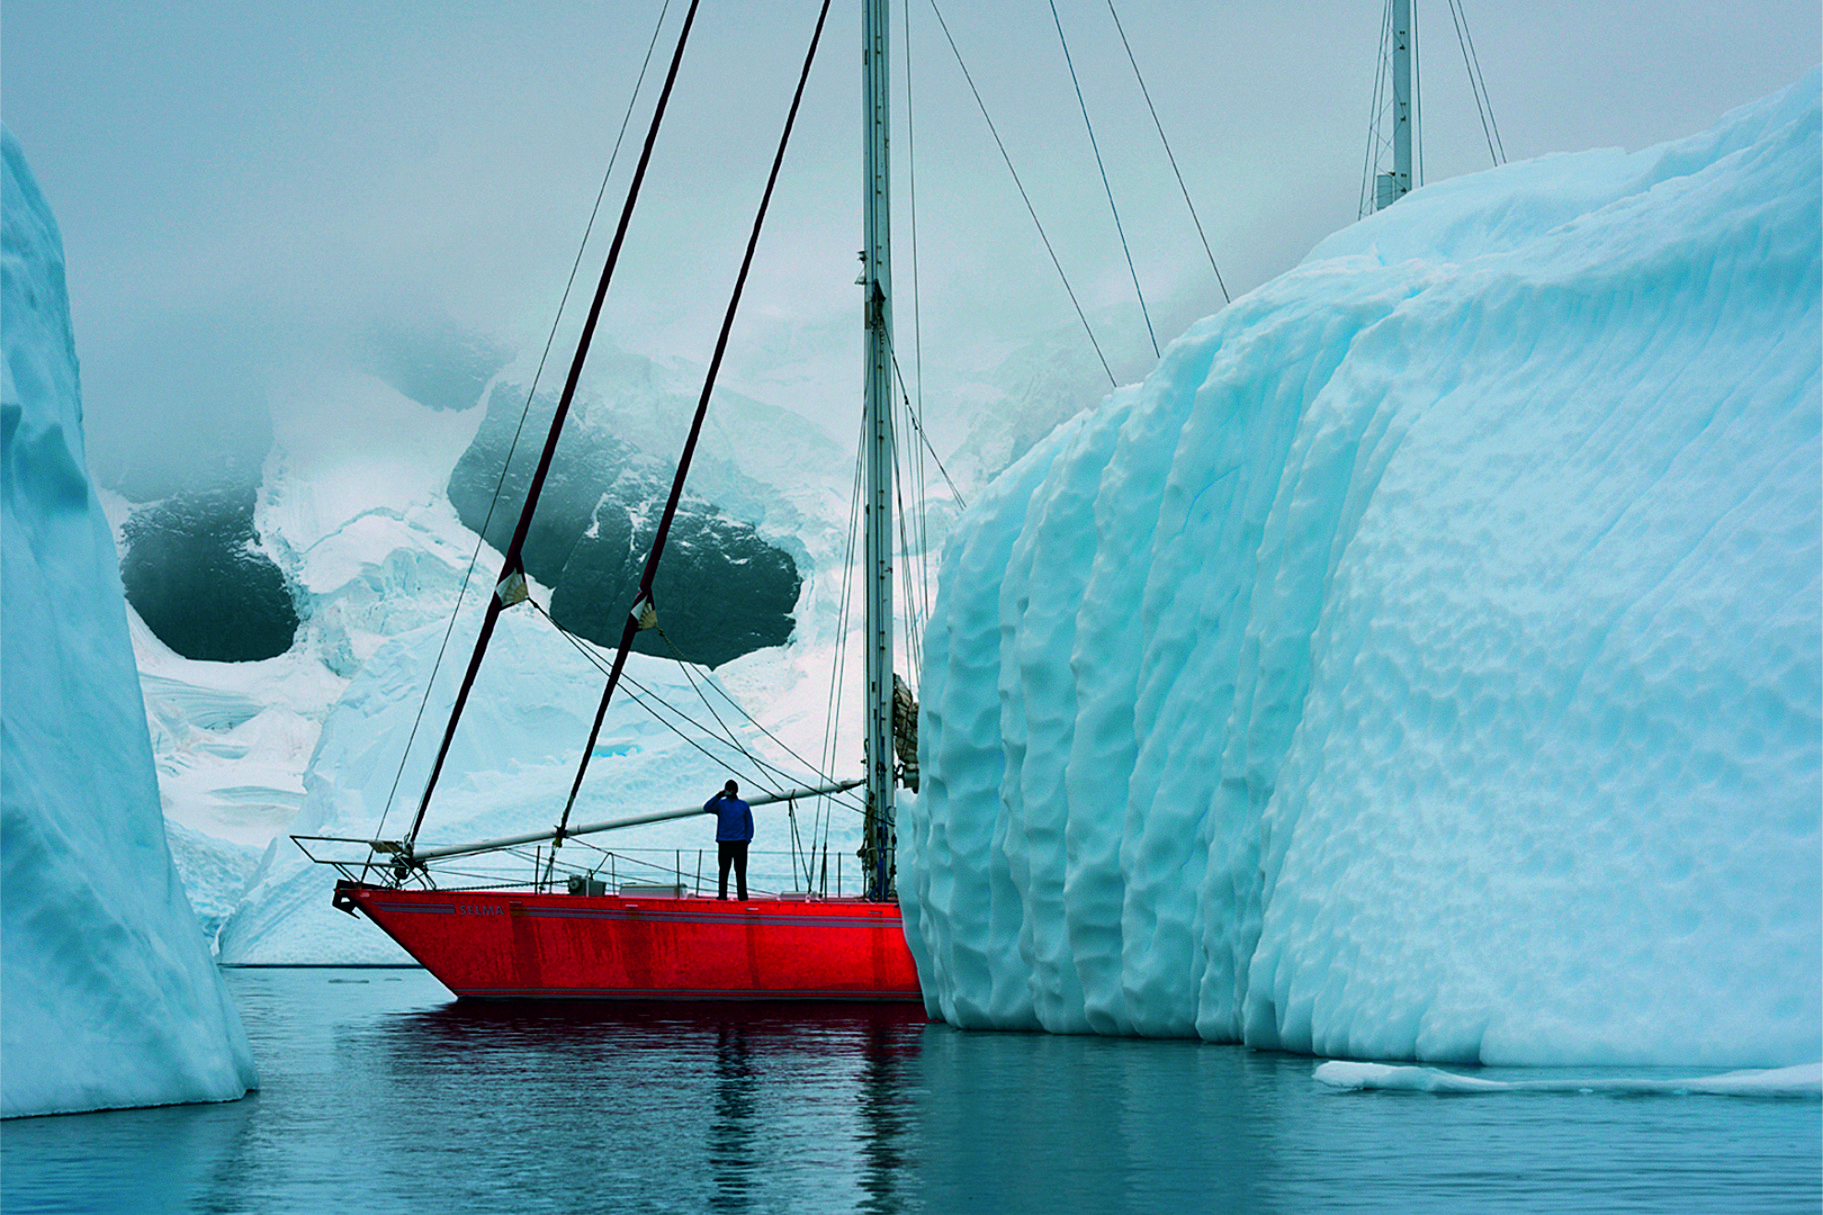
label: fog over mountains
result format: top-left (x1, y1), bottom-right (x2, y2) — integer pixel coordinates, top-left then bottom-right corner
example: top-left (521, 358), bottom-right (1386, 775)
top-left (91, 242), bottom-right (1099, 959)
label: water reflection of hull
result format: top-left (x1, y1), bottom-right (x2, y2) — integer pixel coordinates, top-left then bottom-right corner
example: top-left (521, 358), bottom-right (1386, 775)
top-left (383, 992), bottom-right (929, 1056)
top-left (336, 881), bottom-right (922, 1001)
top-left (365, 980), bottom-right (926, 1214)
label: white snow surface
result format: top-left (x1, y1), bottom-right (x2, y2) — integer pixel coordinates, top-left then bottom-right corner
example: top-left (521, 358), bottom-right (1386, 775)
top-left (903, 77), bottom-right (1822, 1066)
top-left (215, 603), bottom-right (841, 963)
top-left (1, 129), bottom-right (258, 1117)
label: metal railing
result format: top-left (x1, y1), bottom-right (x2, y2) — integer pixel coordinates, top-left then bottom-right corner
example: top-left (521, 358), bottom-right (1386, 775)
top-left (294, 836), bottom-right (859, 900)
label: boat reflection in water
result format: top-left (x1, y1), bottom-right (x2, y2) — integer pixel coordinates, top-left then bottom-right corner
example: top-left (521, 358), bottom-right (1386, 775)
top-left (4, 970), bottom-right (1816, 1214)
top-left (365, 995), bottom-right (925, 1213)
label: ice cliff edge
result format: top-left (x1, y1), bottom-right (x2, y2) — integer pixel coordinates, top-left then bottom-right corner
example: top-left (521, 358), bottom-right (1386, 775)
top-left (904, 75), bottom-right (1821, 1066)
top-left (2, 129), bottom-right (258, 1116)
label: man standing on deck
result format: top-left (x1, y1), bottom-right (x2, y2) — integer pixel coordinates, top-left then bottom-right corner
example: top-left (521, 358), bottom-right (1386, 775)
top-left (705, 779), bottom-right (752, 900)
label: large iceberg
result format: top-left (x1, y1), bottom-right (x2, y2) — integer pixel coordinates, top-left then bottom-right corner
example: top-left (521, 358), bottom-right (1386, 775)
top-left (2, 129), bottom-right (258, 1116)
top-left (903, 77), bottom-right (1822, 1066)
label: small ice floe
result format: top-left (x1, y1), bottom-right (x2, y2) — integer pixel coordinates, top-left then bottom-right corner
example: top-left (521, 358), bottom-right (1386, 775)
top-left (1313, 1060), bottom-right (1823, 1098)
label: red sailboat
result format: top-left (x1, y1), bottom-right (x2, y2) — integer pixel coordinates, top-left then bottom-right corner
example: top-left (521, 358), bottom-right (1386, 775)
top-left (330, 884), bottom-right (918, 1002)
top-left (300, 0), bottom-right (922, 1002)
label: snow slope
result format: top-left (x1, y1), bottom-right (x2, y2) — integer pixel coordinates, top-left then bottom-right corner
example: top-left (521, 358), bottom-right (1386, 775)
top-left (903, 76), bottom-right (1822, 1066)
top-left (1, 129), bottom-right (258, 1116)
top-left (215, 601), bottom-right (861, 962)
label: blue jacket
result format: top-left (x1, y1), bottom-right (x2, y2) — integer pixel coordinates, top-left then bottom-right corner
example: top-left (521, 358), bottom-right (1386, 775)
top-left (706, 792), bottom-right (753, 843)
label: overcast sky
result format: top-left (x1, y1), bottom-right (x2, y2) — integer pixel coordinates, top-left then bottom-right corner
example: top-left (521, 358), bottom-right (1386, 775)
top-left (4, 1), bottom-right (1818, 494)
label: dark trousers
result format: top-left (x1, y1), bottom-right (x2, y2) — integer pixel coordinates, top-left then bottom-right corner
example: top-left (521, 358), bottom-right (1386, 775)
top-left (717, 841), bottom-right (749, 900)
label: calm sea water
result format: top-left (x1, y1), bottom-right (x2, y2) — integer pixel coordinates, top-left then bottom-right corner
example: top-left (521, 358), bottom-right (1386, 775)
top-left (3, 968), bottom-right (1817, 1214)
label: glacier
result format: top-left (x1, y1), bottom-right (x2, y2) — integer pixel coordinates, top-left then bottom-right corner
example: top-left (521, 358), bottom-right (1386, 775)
top-left (902, 76), bottom-right (1822, 1066)
top-left (1, 129), bottom-right (258, 1117)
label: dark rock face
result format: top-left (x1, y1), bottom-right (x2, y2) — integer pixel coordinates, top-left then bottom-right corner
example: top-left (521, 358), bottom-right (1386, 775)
top-left (447, 385), bottom-right (638, 588)
top-left (448, 385), bottom-right (799, 667)
top-left (555, 497), bottom-right (802, 668)
top-left (120, 486), bottom-right (299, 662)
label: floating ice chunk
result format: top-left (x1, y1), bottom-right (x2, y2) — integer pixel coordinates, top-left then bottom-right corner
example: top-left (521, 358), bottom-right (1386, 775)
top-left (1313, 1061), bottom-right (1823, 1098)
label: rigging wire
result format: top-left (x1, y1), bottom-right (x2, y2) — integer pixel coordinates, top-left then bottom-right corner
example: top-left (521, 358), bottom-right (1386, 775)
top-left (372, 0), bottom-right (677, 849)
top-left (523, 597), bottom-right (864, 813)
top-left (893, 2), bottom-right (935, 681)
top-left (887, 340), bottom-right (956, 679)
top-left (1446, 0), bottom-right (1505, 165)
top-left (621, 675), bottom-right (862, 817)
top-left (554, 0), bottom-right (837, 843)
top-left (891, 410), bottom-right (921, 668)
top-left (1047, 0), bottom-right (1158, 359)
top-left (901, 0), bottom-right (927, 458)
top-left (652, 635), bottom-right (784, 792)
top-left (547, 624), bottom-right (759, 785)
top-left (647, 625), bottom-right (856, 802)
top-left (893, 458), bottom-right (926, 680)
top-left (1104, 0), bottom-right (1229, 304)
top-left (888, 347), bottom-right (965, 508)
top-left (1359, 0), bottom-right (1395, 219)
top-left (407, 0), bottom-right (709, 849)
top-left (817, 430), bottom-right (869, 858)
top-left (926, 0), bottom-right (1116, 388)
top-left (907, 386), bottom-right (933, 635)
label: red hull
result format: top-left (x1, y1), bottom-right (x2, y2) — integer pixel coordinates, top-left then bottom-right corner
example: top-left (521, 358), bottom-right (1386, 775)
top-left (337, 881), bottom-right (922, 1001)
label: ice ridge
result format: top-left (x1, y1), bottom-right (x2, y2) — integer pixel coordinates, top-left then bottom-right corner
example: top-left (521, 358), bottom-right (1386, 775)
top-left (902, 75), bottom-right (1822, 1067)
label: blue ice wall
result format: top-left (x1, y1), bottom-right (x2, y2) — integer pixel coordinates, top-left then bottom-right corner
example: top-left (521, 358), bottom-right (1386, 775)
top-left (2, 129), bottom-right (258, 1115)
top-left (904, 76), bottom-right (1822, 1066)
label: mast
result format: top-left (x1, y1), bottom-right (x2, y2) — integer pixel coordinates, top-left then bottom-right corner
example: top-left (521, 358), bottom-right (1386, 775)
top-left (1392, 0), bottom-right (1413, 201)
top-left (1375, 0), bottom-right (1414, 210)
top-left (861, 0), bottom-right (896, 901)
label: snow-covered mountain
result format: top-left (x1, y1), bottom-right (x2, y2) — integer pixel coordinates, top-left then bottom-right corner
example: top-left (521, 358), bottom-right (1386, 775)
top-left (904, 75), bottom-right (1821, 1066)
top-left (1, 128), bottom-right (258, 1117)
top-left (79, 326), bottom-right (729, 890)
top-left (109, 287), bottom-right (985, 961)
